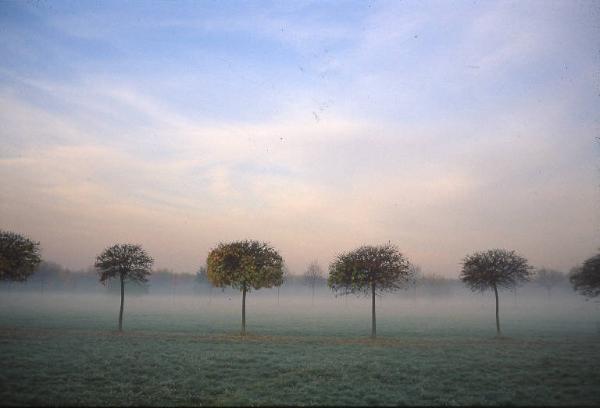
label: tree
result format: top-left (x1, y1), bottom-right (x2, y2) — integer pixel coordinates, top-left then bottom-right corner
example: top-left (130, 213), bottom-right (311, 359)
top-left (570, 252), bottom-right (600, 299)
top-left (419, 273), bottom-right (452, 297)
top-left (460, 249), bottom-right (532, 335)
top-left (94, 244), bottom-right (153, 332)
top-left (278, 264), bottom-right (290, 305)
top-left (534, 268), bottom-right (565, 297)
top-left (304, 260), bottom-right (323, 306)
top-left (328, 244), bottom-right (411, 338)
top-left (206, 240), bottom-right (284, 335)
top-left (152, 268), bottom-right (177, 300)
top-left (195, 265), bottom-right (208, 285)
top-left (0, 230), bottom-right (42, 282)
top-left (194, 265), bottom-right (213, 302)
top-left (408, 264), bottom-right (421, 299)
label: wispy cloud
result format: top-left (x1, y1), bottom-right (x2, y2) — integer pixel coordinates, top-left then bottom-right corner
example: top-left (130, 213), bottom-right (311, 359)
top-left (0, 0), bottom-right (597, 275)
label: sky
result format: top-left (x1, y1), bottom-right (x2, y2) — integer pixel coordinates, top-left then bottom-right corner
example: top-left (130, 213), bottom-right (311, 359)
top-left (0, 0), bottom-right (599, 276)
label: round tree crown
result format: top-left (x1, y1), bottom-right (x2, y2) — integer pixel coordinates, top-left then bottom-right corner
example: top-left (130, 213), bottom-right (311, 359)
top-left (460, 248), bottom-right (532, 292)
top-left (206, 240), bottom-right (284, 291)
top-left (0, 230), bottom-right (42, 282)
top-left (570, 252), bottom-right (600, 298)
top-left (94, 243), bottom-right (154, 284)
top-left (328, 244), bottom-right (411, 296)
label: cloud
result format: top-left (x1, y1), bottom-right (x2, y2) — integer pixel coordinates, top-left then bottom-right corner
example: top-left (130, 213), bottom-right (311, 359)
top-left (1, 74), bottom-right (597, 275)
top-left (1, 1), bottom-right (598, 275)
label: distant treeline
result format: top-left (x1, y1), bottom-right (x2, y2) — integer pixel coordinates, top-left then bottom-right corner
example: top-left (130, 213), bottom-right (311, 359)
top-left (0, 260), bottom-right (573, 297)
top-left (0, 261), bottom-right (326, 295)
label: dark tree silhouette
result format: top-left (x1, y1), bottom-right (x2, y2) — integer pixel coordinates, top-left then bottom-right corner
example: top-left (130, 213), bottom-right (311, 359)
top-left (460, 249), bottom-right (532, 335)
top-left (206, 240), bottom-right (284, 335)
top-left (328, 244), bottom-right (411, 338)
top-left (94, 244), bottom-right (153, 331)
top-left (0, 230), bottom-right (42, 282)
top-left (570, 252), bottom-right (600, 299)
top-left (534, 268), bottom-right (565, 297)
top-left (304, 260), bottom-right (323, 306)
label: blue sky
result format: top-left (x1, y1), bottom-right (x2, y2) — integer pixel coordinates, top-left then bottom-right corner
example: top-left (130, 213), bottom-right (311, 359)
top-left (1, 0), bottom-right (598, 275)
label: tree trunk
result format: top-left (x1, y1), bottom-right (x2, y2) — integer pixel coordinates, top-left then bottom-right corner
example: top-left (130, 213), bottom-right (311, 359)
top-left (118, 273), bottom-right (125, 332)
top-left (371, 282), bottom-right (376, 338)
top-left (277, 286), bottom-right (280, 305)
top-left (311, 285), bottom-right (315, 306)
top-left (493, 284), bottom-right (500, 335)
top-left (241, 286), bottom-right (247, 336)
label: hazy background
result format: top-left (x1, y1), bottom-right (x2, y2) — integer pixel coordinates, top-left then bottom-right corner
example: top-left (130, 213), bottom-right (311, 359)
top-left (1, 279), bottom-right (598, 338)
top-left (1, 0), bottom-right (598, 276)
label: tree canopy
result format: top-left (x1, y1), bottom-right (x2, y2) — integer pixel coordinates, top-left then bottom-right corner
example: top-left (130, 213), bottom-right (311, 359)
top-left (207, 240), bottom-right (284, 335)
top-left (328, 244), bottom-right (412, 296)
top-left (0, 230), bottom-right (42, 282)
top-left (570, 252), bottom-right (600, 298)
top-left (206, 240), bottom-right (284, 291)
top-left (460, 248), bottom-right (532, 335)
top-left (328, 244), bottom-right (411, 338)
top-left (94, 243), bottom-right (153, 284)
top-left (460, 249), bottom-right (532, 291)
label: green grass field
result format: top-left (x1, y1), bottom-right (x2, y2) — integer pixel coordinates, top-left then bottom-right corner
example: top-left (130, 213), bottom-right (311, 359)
top-left (1, 291), bottom-right (599, 406)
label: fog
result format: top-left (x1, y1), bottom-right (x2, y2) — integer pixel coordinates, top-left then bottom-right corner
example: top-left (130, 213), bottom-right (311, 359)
top-left (1, 280), bottom-right (597, 338)
top-left (3, 266), bottom-right (599, 405)
top-left (2, 1), bottom-right (599, 405)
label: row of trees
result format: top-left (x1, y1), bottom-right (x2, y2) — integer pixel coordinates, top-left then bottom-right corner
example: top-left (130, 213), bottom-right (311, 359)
top-left (1, 229), bottom-right (599, 337)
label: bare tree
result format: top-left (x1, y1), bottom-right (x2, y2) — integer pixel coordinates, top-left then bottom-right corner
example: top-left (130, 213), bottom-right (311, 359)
top-left (195, 265), bottom-right (214, 304)
top-left (534, 268), bottom-right (565, 297)
top-left (33, 261), bottom-right (64, 294)
top-left (408, 264), bottom-right (421, 300)
top-left (419, 273), bottom-right (452, 297)
top-left (304, 260), bottom-right (323, 306)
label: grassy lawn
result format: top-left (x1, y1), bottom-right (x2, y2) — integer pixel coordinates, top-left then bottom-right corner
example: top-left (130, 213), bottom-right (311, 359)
top-left (0, 292), bottom-right (599, 406)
